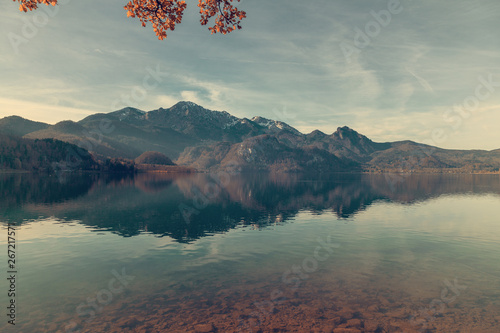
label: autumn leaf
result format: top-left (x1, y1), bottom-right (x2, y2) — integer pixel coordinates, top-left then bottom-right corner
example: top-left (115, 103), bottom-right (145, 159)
top-left (13, 0), bottom-right (246, 40)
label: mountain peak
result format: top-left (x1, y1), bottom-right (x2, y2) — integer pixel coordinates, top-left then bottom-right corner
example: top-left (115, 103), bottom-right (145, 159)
top-left (0, 115), bottom-right (47, 124)
top-left (53, 120), bottom-right (85, 132)
top-left (0, 115), bottom-right (50, 137)
top-left (334, 126), bottom-right (357, 137)
top-left (174, 101), bottom-right (202, 109)
top-left (116, 107), bottom-right (145, 114)
top-left (333, 126), bottom-right (370, 141)
top-left (306, 130), bottom-right (327, 141)
top-left (100, 107), bottom-right (147, 123)
top-left (330, 126), bottom-right (379, 155)
top-left (308, 129), bottom-right (327, 136)
top-left (251, 116), bottom-right (301, 135)
top-left (167, 101), bottom-right (211, 114)
top-left (160, 101), bottom-right (234, 119)
top-left (1, 115), bottom-right (25, 121)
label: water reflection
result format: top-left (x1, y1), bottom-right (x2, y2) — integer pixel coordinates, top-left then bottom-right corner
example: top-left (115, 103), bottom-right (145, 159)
top-left (1, 172), bottom-right (499, 243)
top-left (1, 172), bottom-right (500, 332)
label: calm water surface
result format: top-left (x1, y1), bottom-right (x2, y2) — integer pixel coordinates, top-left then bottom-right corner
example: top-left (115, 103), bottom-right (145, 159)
top-left (1, 173), bottom-right (500, 332)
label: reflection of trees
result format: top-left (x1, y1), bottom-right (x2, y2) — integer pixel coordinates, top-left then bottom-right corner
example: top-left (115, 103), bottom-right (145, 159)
top-left (0, 173), bottom-right (136, 223)
top-left (133, 173), bottom-right (179, 193)
top-left (0, 173), bottom-right (94, 207)
top-left (2, 173), bottom-right (500, 242)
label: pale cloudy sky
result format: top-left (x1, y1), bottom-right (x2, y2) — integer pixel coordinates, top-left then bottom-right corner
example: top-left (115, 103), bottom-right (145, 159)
top-left (1, 0), bottom-right (499, 149)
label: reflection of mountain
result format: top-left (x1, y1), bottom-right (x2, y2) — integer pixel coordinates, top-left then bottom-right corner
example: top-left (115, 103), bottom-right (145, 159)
top-left (133, 173), bottom-right (175, 194)
top-left (2, 173), bottom-right (500, 242)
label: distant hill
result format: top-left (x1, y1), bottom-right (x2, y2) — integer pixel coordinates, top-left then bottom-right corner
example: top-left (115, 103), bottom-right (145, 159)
top-left (0, 134), bottom-right (98, 172)
top-left (2, 101), bottom-right (500, 173)
top-left (23, 119), bottom-right (149, 159)
top-left (135, 151), bottom-right (175, 165)
top-left (0, 116), bottom-right (49, 137)
top-left (0, 134), bottom-right (137, 174)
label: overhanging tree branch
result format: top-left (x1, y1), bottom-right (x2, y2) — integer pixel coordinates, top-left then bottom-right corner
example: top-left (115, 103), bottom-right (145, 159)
top-left (13, 0), bottom-right (246, 40)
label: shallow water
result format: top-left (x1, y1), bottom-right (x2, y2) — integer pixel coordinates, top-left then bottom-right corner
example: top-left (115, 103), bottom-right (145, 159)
top-left (1, 172), bottom-right (500, 332)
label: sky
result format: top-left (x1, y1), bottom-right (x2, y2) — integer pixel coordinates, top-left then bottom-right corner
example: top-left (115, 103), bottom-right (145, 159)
top-left (1, 0), bottom-right (500, 150)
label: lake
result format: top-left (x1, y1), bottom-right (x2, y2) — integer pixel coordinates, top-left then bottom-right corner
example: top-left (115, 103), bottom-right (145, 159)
top-left (1, 172), bottom-right (500, 332)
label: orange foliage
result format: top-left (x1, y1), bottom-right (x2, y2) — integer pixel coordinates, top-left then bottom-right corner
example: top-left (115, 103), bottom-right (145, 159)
top-left (124, 0), bottom-right (187, 40)
top-left (16, 0), bottom-right (56, 12)
top-left (198, 0), bottom-right (246, 35)
top-left (13, 0), bottom-right (246, 40)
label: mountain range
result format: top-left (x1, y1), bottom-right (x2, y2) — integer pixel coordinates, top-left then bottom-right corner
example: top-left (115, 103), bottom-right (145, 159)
top-left (1, 101), bottom-right (500, 173)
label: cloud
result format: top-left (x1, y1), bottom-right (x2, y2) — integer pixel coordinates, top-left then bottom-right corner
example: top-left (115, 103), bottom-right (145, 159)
top-left (180, 90), bottom-right (201, 104)
top-left (154, 95), bottom-right (179, 110)
top-left (406, 67), bottom-right (434, 93)
top-left (0, 0), bottom-right (499, 149)
top-left (0, 97), bottom-right (96, 124)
